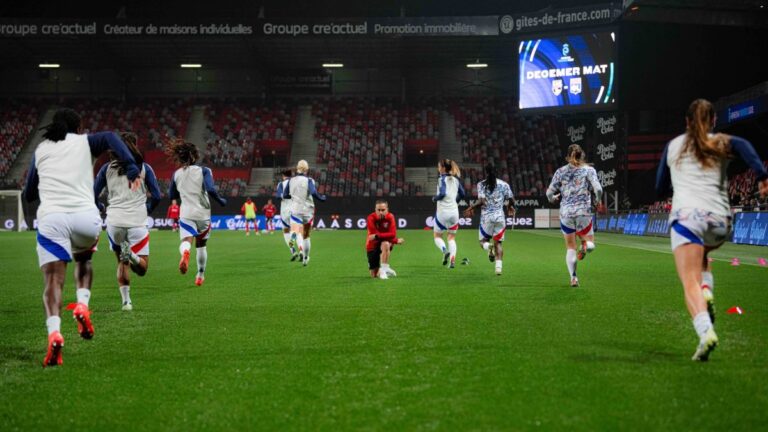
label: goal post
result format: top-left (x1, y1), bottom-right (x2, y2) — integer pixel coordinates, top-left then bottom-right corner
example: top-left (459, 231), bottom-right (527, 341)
top-left (0, 190), bottom-right (25, 232)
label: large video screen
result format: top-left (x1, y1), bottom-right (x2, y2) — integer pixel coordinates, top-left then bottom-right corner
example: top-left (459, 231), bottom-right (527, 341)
top-left (519, 30), bottom-right (616, 110)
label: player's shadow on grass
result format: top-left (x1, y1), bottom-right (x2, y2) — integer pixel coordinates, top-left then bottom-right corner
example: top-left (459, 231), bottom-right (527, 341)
top-left (0, 346), bottom-right (35, 364)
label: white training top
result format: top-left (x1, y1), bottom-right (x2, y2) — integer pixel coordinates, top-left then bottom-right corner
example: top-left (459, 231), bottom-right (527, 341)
top-left (34, 133), bottom-right (96, 219)
top-left (666, 133), bottom-right (730, 216)
top-left (173, 166), bottom-right (211, 220)
top-left (105, 164), bottom-right (147, 228)
top-left (288, 174), bottom-right (317, 216)
top-left (435, 175), bottom-right (461, 213)
top-left (478, 178), bottom-right (514, 219)
top-left (277, 179), bottom-right (291, 216)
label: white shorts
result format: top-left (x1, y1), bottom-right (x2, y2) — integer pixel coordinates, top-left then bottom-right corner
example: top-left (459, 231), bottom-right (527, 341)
top-left (479, 215), bottom-right (506, 242)
top-left (107, 223), bottom-right (150, 256)
top-left (179, 218), bottom-right (212, 241)
top-left (36, 210), bottom-right (102, 267)
top-left (670, 209), bottom-right (732, 250)
top-left (290, 213), bottom-right (314, 226)
top-left (560, 215), bottom-right (594, 236)
top-left (434, 210), bottom-right (459, 234)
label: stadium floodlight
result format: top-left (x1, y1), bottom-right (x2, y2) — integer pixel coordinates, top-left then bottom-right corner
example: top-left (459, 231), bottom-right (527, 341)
top-left (466, 62), bottom-right (488, 68)
top-left (322, 63), bottom-right (344, 68)
top-left (180, 64), bottom-right (202, 68)
top-left (38, 64), bottom-right (60, 68)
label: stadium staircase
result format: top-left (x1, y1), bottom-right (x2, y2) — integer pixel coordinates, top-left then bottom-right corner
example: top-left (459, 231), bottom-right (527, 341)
top-left (185, 105), bottom-right (208, 154)
top-left (405, 167), bottom-right (434, 193)
top-left (244, 167), bottom-right (276, 196)
top-left (439, 111), bottom-right (462, 162)
top-left (289, 105), bottom-right (322, 167)
top-left (7, 107), bottom-right (55, 184)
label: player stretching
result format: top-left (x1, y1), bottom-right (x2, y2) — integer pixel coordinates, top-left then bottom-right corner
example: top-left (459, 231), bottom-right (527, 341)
top-left (94, 132), bottom-right (161, 311)
top-left (283, 160), bottom-right (326, 266)
top-left (23, 108), bottom-right (140, 366)
top-left (242, 197), bottom-right (258, 236)
top-left (463, 165), bottom-right (515, 276)
top-left (656, 98), bottom-right (768, 361)
top-left (167, 199), bottom-right (180, 231)
top-left (263, 199), bottom-right (277, 234)
top-left (546, 144), bottom-right (603, 287)
top-left (432, 159), bottom-right (465, 268)
top-left (167, 139), bottom-right (227, 286)
top-left (275, 169), bottom-right (298, 260)
top-left (366, 200), bottom-right (405, 279)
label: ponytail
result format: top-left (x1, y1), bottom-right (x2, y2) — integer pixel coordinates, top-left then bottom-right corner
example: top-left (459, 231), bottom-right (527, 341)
top-left (485, 164), bottom-right (497, 194)
top-left (440, 158), bottom-right (461, 177)
top-left (110, 132), bottom-right (144, 176)
top-left (566, 144), bottom-right (586, 167)
top-left (42, 108), bottom-right (81, 142)
top-left (682, 98), bottom-right (730, 168)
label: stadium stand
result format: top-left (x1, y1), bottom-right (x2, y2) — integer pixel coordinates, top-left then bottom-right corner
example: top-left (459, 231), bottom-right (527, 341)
top-left (0, 100), bottom-right (38, 179)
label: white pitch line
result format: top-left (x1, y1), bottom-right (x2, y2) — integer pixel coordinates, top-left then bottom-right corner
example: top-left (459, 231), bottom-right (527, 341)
top-left (518, 230), bottom-right (766, 268)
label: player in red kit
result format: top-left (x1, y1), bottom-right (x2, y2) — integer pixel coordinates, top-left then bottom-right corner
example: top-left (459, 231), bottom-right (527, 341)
top-left (263, 199), bottom-right (277, 234)
top-left (366, 200), bottom-right (404, 279)
top-left (167, 199), bottom-right (180, 231)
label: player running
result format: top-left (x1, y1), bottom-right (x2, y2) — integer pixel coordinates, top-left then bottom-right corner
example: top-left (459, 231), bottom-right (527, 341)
top-left (94, 132), bottom-right (162, 311)
top-left (432, 159), bottom-right (465, 268)
top-left (241, 197), bottom-right (258, 236)
top-left (546, 144), bottom-right (603, 288)
top-left (263, 199), bottom-right (277, 234)
top-left (656, 98), bottom-right (768, 361)
top-left (283, 160), bottom-right (326, 266)
top-left (22, 108), bottom-right (140, 367)
top-left (366, 200), bottom-right (405, 279)
top-left (463, 164), bottom-right (516, 276)
top-left (167, 199), bottom-right (180, 231)
top-left (275, 169), bottom-right (298, 260)
top-left (167, 139), bottom-right (227, 286)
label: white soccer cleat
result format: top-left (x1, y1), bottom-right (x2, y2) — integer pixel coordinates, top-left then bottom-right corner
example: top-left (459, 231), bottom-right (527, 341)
top-left (385, 267), bottom-right (397, 277)
top-left (302, 256), bottom-right (310, 267)
top-left (119, 241), bottom-right (131, 264)
top-left (692, 327), bottom-right (718, 361)
top-left (495, 265), bottom-right (502, 276)
top-left (121, 302), bottom-right (133, 311)
top-left (570, 277), bottom-right (579, 287)
top-left (378, 270), bottom-right (389, 280)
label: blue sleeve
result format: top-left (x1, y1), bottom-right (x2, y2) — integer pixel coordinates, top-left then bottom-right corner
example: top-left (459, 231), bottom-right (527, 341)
top-left (731, 136), bottom-right (768, 181)
top-left (22, 156), bottom-right (39, 203)
top-left (275, 182), bottom-right (284, 199)
top-left (93, 163), bottom-right (109, 211)
top-left (432, 176), bottom-right (447, 202)
top-left (202, 167), bottom-right (227, 206)
top-left (168, 174), bottom-right (180, 202)
top-left (143, 163), bottom-right (162, 214)
top-left (87, 132), bottom-right (139, 181)
top-left (308, 178), bottom-right (326, 202)
top-left (456, 177), bottom-right (466, 201)
top-left (282, 179), bottom-right (292, 199)
top-left (655, 144), bottom-right (672, 197)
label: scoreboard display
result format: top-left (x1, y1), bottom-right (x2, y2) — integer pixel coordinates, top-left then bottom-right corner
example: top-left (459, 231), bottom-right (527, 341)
top-left (519, 30), bottom-right (616, 110)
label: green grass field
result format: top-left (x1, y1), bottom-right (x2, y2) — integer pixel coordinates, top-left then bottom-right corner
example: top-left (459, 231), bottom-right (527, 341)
top-left (1, 229), bottom-right (767, 430)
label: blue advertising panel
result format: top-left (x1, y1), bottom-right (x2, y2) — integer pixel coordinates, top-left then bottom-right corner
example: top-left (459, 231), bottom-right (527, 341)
top-left (732, 212), bottom-right (768, 246)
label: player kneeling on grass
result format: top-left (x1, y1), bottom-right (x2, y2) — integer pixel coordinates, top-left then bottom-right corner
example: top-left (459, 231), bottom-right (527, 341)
top-left (656, 98), bottom-right (768, 361)
top-left (23, 108), bottom-right (141, 367)
top-left (463, 165), bottom-right (516, 276)
top-left (94, 132), bottom-right (161, 311)
top-left (366, 200), bottom-right (405, 279)
top-left (167, 139), bottom-right (227, 286)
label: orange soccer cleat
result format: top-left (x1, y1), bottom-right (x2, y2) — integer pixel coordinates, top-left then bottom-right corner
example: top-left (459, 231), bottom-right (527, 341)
top-left (67, 302), bottom-right (94, 340)
top-left (195, 275), bottom-right (205, 286)
top-left (179, 250), bottom-right (190, 274)
top-left (43, 331), bottom-right (64, 367)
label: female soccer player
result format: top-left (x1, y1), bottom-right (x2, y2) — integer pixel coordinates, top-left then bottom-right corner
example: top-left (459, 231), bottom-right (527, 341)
top-left (463, 165), bottom-right (515, 276)
top-left (23, 108), bottom-right (140, 367)
top-left (546, 144), bottom-right (603, 288)
top-left (263, 199), bottom-right (277, 234)
top-left (282, 160), bottom-right (326, 266)
top-left (275, 169), bottom-right (298, 260)
top-left (167, 139), bottom-right (227, 286)
top-left (94, 132), bottom-right (162, 311)
top-left (432, 159), bottom-right (465, 268)
top-left (366, 200), bottom-right (405, 279)
top-left (656, 98), bottom-right (768, 361)
top-left (167, 199), bottom-right (180, 231)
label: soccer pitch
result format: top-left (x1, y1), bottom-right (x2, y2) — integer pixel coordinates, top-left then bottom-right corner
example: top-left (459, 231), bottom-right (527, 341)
top-left (1, 229), bottom-right (767, 430)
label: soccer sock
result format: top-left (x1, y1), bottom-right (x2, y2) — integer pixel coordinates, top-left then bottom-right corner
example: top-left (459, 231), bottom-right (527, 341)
top-left (693, 311), bottom-right (713, 341)
top-left (434, 237), bottom-right (447, 253)
top-left (495, 259), bottom-right (502, 270)
top-left (119, 285), bottom-right (131, 304)
top-left (482, 241), bottom-right (491, 251)
top-left (586, 241), bottom-right (595, 252)
top-left (303, 238), bottom-right (311, 257)
top-left (701, 271), bottom-right (714, 292)
top-left (128, 251), bottom-right (140, 266)
top-left (46, 316), bottom-right (61, 335)
top-left (566, 249), bottom-right (578, 277)
top-left (283, 232), bottom-right (292, 247)
top-left (196, 247), bottom-right (207, 275)
top-left (76, 288), bottom-right (91, 306)
top-left (179, 241), bottom-right (191, 256)
top-left (295, 233), bottom-right (304, 252)
top-left (448, 239), bottom-right (457, 260)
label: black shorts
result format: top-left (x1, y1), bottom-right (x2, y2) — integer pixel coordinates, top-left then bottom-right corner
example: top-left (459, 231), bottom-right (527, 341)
top-left (367, 243), bottom-right (394, 270)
